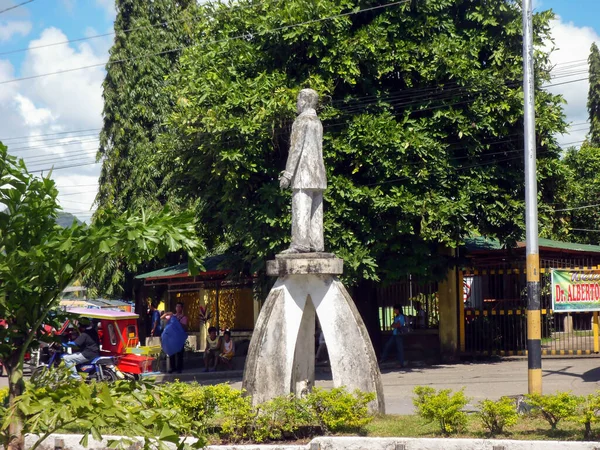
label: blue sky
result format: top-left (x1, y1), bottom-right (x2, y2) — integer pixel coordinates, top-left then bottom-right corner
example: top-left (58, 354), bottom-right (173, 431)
top-left (537, 0), bottom-right (600, 32)
top-left (0, 0), bottom-right (598, 221)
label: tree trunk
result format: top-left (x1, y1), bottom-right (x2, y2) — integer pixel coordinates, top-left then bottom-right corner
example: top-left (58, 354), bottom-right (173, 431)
top-left (351, 279), bottom-right (382, 358)
top-left (7, 359), bottom-right (25, 450)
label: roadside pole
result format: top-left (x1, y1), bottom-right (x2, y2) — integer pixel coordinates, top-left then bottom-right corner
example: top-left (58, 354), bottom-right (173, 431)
top-left (522, 0), bottom-right (542, 394)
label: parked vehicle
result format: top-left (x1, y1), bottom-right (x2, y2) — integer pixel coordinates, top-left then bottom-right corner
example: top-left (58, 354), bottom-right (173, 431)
top-left (31, 342), bottom-right (124, 383)
top-left (52, 308), bottom-right (159, 378)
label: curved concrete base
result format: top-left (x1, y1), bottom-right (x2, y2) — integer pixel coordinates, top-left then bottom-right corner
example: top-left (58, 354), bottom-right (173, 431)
top-left (243, 272), bottom-right (385, 414)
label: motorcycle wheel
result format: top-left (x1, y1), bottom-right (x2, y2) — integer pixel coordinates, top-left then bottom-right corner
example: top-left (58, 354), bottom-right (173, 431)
top-left (30, 366), bottom-right (47, 383)
top-left (91, 368), bottom-right (117, 383)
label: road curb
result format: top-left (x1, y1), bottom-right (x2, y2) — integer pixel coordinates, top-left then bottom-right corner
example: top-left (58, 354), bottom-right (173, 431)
top-left (24, 434), bottom-right (600, 450)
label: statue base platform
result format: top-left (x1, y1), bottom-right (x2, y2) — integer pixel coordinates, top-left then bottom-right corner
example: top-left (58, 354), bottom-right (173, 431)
top-left (243, 254), bottom-right (385, 414)
top-left (266, 252), bottom-right (343, 276)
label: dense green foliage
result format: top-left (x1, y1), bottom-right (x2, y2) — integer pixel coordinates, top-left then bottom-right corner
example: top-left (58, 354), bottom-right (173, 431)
top-left (93, 0), bottom-right (198, 296)
top-left (0, 143), bottom-right (204, 444)
top-left (413, 386), bottom-right (469, 434)
top-left (5, 377), bottom-right (375, 446)
top-left (477, 397), bottom-right (518, 436)
top-left (97, 0), bottom-right (196, 212)
top-left (163, 0), bottom-right (566, 281)
top-left (4, 373), bottom-right (206, 450)
top-left (588, 43), bottom-right (600, 147)
top-left (93, 0), bottom-right (569, 292)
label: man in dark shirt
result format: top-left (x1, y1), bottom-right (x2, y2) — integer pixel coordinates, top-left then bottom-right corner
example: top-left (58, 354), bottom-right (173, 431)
top-left (149, 303), bottom-right (162, 338)
top-left (63, 318), bottom-right (100, 380)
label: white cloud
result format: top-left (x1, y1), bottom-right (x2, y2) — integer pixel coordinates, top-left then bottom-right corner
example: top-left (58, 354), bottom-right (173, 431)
top-left (545, 17), bottom-right (600, 147)
top-left (95, 0), bottom-right (116, 20)
top-left (0, 20), bottom-right (31, 41)
top-left (20, 27), bottom-right (106, 129)
top-left (14, 94), bottom-right (54, 127)
top-left (0, 25), bottom-right (108, 222)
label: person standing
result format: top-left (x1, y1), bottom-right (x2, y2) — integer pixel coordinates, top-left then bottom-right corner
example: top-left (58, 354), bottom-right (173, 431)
top-left (149, 303), bottom-right (162, 338)
top-left (161, 302), bottom-right (188, 373)
top-left (379, 304), bottom-right (406, 368)
top-left (279, 88), bottom-right (326, 253)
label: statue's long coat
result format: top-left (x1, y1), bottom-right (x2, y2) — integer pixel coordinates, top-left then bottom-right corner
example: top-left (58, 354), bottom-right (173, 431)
top-left (284, 108), bottom-right (327, 190)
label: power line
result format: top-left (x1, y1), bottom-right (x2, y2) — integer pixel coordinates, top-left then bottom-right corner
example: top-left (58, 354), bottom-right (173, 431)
top-left (571, 228), bottom-right (600, 233)
top-left (29, 161), bottom-right (101, 173)
top-left (0, 0), bottom-right (34, 14)
top-left (553, 203), bottom-right (600, 213)
top-left (0, 0), bottom-right (410, 86)
top-left (0, 0), bottom-right (281, 57)
top-left (8, 138), bottom-right (99, 153)
top-left (0, 128), bottom-right (100, 142)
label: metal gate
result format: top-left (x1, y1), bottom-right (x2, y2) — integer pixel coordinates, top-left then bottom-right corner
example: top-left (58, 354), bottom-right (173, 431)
top-left (460, 265), bottom-right (600, 356)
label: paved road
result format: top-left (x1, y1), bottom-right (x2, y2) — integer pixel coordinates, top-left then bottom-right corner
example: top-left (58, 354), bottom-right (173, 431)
top-left (5, 357), bottom-right (599, 415)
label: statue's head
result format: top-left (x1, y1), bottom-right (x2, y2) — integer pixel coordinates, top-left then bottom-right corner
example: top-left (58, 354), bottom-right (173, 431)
top-left (297, 88), bottom-right (318, 113)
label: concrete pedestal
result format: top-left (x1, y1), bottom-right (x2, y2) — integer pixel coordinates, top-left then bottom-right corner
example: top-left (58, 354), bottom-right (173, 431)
top-left (243, 254), bottom-right (385, 413)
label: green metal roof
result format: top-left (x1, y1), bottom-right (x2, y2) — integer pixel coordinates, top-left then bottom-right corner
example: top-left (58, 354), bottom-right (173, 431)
top-left (135, 254), bottom-right (227, 280)
top-left (536, 238), bottom-right (600, 253)
top-left (464, 236), bottom-right (600, 254)
top-left (464, 236), bottom-right (504, 251)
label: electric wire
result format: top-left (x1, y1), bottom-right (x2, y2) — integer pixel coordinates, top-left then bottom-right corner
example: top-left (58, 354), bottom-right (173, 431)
top-left (0, 0), bottom-right (411, 86)
top-left (0, 0), bottom-right (34, 15)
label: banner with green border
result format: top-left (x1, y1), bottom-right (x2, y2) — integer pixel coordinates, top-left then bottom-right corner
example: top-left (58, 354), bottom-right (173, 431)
top-left (551, 269), bottom-right (600, 312)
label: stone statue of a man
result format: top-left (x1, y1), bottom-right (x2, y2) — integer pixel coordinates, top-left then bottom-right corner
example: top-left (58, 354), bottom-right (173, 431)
top-left (279, 89), bottom-right (326, 254)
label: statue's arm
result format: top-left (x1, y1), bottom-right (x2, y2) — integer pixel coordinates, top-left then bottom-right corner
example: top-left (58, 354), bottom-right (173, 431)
top-left (282, 121), bottom-right (306, 180)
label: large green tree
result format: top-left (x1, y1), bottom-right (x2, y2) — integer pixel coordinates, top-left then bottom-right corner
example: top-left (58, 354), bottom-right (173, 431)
top-left (157, 0), bottom-right (567, 345)
top-left (0, 144), bottom-right (204, 449)
top-left (588, 42), bottom-right (600, 146)
top-left (94, 0), bottom-right (197, 296)
top-left (163, 0), bottom-right (566, 277)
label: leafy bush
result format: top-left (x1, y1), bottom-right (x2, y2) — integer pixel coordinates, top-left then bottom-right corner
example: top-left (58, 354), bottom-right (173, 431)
top-left (478, 397), bottom-right (518, 436)
top-left (2, 368), bottom-right (206, 450)
top-left (526, 392), bottom-right (580, 430)
top-left (575, 393), bottom-right (600, 440)
top-left (413, 386), bottom-right (470, 435)
top-left (252, 394), bottom-right (313, 442)
top-left (4, 373), bottom-right (377, 445)
top-left (305, 387), bottom-right (375, 434)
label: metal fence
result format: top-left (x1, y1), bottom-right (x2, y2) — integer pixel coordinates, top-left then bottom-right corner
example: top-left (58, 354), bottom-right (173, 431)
top-left (461, 261), bottom-right (600, 356)
top-left (376, 277), bottom-right (439, 331)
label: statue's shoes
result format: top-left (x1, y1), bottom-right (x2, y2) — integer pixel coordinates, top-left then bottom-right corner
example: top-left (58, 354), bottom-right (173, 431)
top-left (279, 246), bottom-right (309, 254)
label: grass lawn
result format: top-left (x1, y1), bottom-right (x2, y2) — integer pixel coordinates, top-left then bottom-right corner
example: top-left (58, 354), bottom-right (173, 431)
top-left (365, 414), bottom-right (596, 441)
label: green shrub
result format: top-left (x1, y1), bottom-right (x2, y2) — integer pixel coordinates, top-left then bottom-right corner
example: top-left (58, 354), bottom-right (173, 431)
top-left (575, 393), bottom-right (600, 440)
top-left (478, 397), bottom-right (518, 436)
top-left (3, 368), bottom-right (206, 450)
top-left (305, 387), bottom-right (375, 434)
top-left (211, 385), bottom-right (253, 442)
top-left (252, 394), bottom-right (313, 442)
top-left (413, 386), bottom-right (470, 435)
top-left (526, 392), bottom-right (580, 430)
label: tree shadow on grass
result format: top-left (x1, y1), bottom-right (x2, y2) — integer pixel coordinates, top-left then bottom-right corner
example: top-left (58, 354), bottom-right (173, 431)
top-left (517, 427), bottom-right (581, 440)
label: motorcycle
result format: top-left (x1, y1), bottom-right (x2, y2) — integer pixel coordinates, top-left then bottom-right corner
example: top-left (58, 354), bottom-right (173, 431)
top-left (31, 342), bottom-right (125, 383)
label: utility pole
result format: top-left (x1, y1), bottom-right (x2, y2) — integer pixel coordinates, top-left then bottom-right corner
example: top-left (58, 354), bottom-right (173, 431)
top-left (522, 0), bottom-right (542, 394)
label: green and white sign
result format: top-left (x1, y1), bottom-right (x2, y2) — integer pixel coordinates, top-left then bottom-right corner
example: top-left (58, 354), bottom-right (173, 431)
top-left (551, 270), bottom-right (600, 312)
